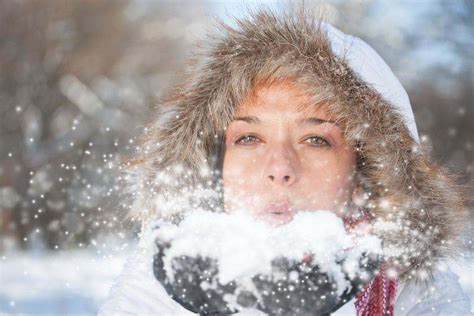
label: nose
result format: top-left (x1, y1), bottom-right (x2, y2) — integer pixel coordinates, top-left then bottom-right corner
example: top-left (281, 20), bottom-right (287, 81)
top-left (263, 143), bottom-right (299, 186)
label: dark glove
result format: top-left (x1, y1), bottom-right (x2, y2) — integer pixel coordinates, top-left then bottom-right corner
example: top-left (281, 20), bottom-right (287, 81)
top-left (153, 238), bottom-right (381, 316)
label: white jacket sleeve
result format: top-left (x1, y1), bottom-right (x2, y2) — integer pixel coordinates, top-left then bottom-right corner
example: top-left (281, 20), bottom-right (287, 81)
top-left (98, 247), bottom-right (195, 316)
top-left (394, 262), bottom-right (472, 316)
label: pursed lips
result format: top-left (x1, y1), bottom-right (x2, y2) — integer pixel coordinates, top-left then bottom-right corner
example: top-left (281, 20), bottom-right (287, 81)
top-left (261, 200), bottom-right (295, 225)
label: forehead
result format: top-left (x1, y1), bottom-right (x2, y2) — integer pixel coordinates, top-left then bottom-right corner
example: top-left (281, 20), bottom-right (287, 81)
top-left (236, 79), bottom-right (332, 119)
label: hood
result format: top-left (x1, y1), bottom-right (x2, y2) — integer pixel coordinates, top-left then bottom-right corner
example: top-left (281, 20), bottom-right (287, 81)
top-left (124, 7), bottom-right (469, 283)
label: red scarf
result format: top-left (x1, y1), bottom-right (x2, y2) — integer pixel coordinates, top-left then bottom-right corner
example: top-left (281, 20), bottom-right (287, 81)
top-left (345, 214), bottom-right (399, 315)
top-left (354, 262), bottom-right (398, 316)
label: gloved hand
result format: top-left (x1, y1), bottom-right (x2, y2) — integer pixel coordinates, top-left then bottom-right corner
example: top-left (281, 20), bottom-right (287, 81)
top-left (153, 238), bottom-right (381, 316)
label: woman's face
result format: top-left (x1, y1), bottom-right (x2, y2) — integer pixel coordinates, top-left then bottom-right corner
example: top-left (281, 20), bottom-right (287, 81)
top-left (222, 80), bottom-right (357, 226)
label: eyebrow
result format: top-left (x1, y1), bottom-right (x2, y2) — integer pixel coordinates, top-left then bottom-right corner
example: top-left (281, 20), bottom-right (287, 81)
top-left (234, 116), bottom-right (261, 124)
top-left (234, 116), bottom-right (336, 126)
top-left (296, 117), bottom-right (337, 125)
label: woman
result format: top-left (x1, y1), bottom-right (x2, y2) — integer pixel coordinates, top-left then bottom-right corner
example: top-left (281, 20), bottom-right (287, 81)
top-left (99, 6), bottom-right (471, 315)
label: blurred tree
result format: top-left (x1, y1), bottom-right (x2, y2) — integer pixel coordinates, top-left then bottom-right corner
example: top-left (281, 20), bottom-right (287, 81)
top-left (0, 0), bottom-right (210, 250)
top-left (405, 1), bottom-right (473, 183)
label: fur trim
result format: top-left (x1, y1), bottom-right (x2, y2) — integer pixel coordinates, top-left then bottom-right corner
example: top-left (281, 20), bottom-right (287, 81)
top-left (123, 6), bottom-right (469, 282)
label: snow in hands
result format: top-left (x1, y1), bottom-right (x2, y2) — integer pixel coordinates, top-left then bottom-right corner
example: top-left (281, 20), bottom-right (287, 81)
top-left (152, 210), bottom-right (383, 315)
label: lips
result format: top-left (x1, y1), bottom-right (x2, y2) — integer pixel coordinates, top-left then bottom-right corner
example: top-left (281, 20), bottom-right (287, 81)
top-left (261, 200), bottom-right (295, 225)
top-left (265, 201), bottom-right (292, 214)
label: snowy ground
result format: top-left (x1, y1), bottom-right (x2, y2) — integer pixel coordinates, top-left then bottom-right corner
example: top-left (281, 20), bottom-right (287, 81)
top-left (0, 248), bottom-right (129, 315)
top-left (1, 247), bottom-right (473, 315)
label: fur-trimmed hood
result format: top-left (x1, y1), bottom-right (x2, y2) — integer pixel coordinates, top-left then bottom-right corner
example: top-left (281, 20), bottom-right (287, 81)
top-left (124, 7), bottom-right (468, 283)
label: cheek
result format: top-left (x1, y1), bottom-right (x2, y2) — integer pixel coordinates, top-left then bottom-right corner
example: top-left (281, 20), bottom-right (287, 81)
top-left (222, 150), bottom-right (262, 211)
top-left (223, 151), bottom-right (256, 186)
top-left (222, 143), bottom-right (268, 186)
top-left (299, 152), bottom-right (356, 205)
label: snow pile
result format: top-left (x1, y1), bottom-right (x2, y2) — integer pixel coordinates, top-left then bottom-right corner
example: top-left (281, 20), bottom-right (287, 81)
top-left (152, 209), bottom-right (383, 314)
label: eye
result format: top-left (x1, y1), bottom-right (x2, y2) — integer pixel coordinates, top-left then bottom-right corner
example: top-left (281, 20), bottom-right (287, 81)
top-left (235, 134), bottom-right (260, 145)
top-left (304, 135), bottom-right (331, 147)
